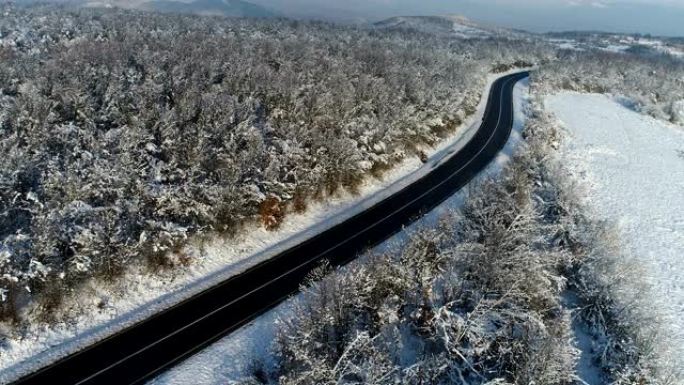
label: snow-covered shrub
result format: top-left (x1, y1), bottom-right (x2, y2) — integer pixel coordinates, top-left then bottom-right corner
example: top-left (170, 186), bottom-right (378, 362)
top-left (240, 151), bottom-right (582, 384)
top-left (671, 100), bottom-right (684, 125)
top-left (525, 99), bottom-right (681, 384)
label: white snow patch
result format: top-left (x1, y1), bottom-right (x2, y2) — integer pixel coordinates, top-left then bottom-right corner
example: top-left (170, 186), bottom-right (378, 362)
top-left (672, 100), bottom-right (684, 125)
top-left (148, 78), bottom-right (531, 385)
top-left (602, 44), bottom-right (630, 53)
top-left (546, 92), bottom-right (684, 370)
top-left (451, 21), bottom-right (490, 39)
top-left (548, 38), bottom-right (583, 51)
top-left (635, 38), bottom-right (684, 57)
top-left (0, 71), bottom-right (530, 383)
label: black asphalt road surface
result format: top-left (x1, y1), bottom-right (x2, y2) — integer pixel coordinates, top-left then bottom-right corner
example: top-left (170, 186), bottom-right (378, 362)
top-left (12, 71), bottom-right (529, 385)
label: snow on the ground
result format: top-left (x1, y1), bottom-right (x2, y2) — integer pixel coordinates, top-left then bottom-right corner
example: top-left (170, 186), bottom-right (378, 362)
top-left (548, 34), bottom-right (684, 58)
top-left (548, 38), bottom-right (583, 51)
top-left (147, 78), bottom-right (531, 385)
top-left (672, 100), bottom-right (684, 124)
top-left (602, 44), bottom-right (630, 53)
top-left (0, 71), bottom-right (529, 383)
top-left (450, 18), bottom-right (491, 39)
top-left (546, 92), bottom-right (684, 370)
top-left (634, 38), bottom-right (684, 58)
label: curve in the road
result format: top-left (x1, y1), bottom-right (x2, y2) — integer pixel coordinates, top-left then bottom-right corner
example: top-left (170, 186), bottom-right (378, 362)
top-left (11, 71), bottom-right (529, 385)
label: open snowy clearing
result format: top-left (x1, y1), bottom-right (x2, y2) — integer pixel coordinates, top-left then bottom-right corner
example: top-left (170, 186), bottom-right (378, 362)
top-left (147, 79), bottom-right (531, 385)
top-left (0, 71), bottom-right (528, 383)
top-left (546, 92), bottom-right (684, 371)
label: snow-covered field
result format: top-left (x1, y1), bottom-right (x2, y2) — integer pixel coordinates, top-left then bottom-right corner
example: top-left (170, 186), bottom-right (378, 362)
top-left (0, 71), bottom-right (528, 383)
top-left (547, 34), bottom-right (684, 58)
top-left (147, 79), bottom-right (531, 385)
top-left (546, 92), bottom-right (684, 369)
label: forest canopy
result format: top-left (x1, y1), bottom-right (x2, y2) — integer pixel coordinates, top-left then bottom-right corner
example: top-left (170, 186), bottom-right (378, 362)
top-left (0, 5), bottom-right (552, 319)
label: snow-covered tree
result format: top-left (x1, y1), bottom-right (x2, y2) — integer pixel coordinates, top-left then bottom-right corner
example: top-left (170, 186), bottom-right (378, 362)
top-left (0, 3), bottom-right (552, 323)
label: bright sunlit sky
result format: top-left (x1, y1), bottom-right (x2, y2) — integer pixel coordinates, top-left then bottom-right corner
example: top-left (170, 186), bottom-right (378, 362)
top-left (250, 0), bottom-right (684, 36)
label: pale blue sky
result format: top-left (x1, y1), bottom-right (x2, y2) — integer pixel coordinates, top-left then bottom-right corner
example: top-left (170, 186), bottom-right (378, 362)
top-left (250, 0), bottom-right (684, 36)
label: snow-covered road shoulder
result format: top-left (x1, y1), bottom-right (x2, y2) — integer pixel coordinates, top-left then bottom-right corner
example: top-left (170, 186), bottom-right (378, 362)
top-left (546, 92), bottom-right (684, 370)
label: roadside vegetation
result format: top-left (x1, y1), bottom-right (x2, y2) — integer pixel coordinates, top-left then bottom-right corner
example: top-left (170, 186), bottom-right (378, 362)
top-left (237, 100), bottom-right (679, 384)
top-left (0, 5), bottom-right (552, 325)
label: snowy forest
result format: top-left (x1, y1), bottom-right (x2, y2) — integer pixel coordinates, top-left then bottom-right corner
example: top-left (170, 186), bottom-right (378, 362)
top-left (1, 2), bottom-right (683, 384)
top-left (534, 49), bottom-right (684, 124)
top-left (0, 5), bottom-right (553, 322)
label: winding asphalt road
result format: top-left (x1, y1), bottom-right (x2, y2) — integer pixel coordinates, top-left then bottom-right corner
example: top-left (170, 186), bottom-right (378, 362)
top-left (12, 71), bottom-right (529, 385)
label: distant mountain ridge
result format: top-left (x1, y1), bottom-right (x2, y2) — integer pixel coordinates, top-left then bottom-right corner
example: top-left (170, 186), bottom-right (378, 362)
top-left (375, 15), bottom-right (491, 37)
top-left (375, 15), bottom-right (527, 39)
